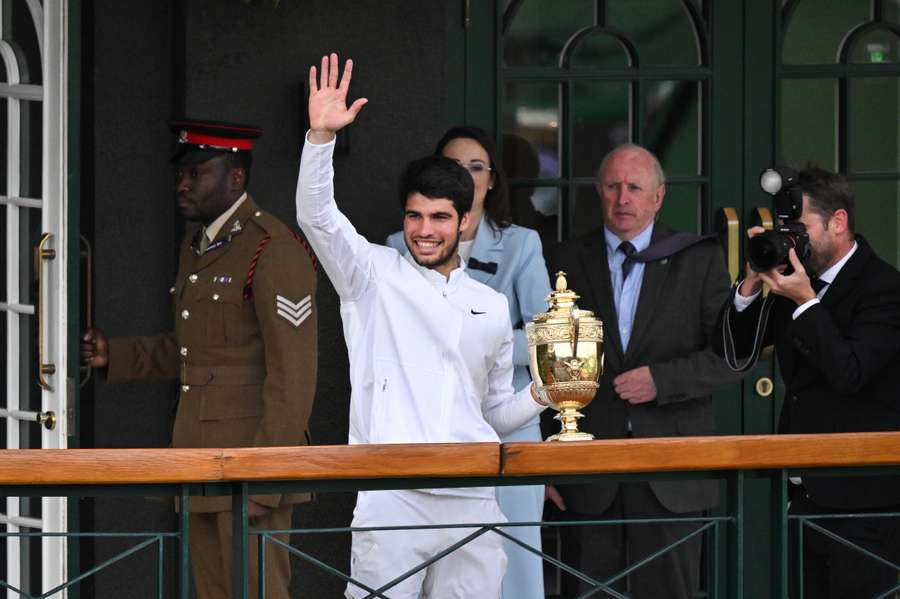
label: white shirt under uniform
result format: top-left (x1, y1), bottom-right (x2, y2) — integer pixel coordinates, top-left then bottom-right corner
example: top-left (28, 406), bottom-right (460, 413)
top-left (296, 134), bottom-right (545, 599)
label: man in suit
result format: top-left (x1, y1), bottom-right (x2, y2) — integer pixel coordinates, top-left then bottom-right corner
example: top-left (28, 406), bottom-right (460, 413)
top-left (81, 120), bottom-right (318, 599)
top-left (550, 144), bottom-right (740, 598)
top-left (717, 167), bottom-right (900, 598)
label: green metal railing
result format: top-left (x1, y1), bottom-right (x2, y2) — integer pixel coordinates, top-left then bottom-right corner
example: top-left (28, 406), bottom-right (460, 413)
top-left (1, 434), bottom-right (899, 598)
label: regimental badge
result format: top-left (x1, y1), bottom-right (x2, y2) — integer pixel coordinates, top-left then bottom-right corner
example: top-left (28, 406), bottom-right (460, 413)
top-left (178, 130), bottom-right (188, 143)
top-left (276, 294), bottom-right (312, 327)
top-left (229, 220), bottom-right (242, 234)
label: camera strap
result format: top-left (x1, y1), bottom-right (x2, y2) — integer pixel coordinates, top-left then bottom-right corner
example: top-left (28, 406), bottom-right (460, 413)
top-left (720, 282), bottom-right (776, 373)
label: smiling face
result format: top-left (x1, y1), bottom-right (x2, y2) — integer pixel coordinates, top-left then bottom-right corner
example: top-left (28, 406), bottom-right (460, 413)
top-left (596, 148), bottom-right (665, 241)
top-left (403, 192), bottom-right (469, 278)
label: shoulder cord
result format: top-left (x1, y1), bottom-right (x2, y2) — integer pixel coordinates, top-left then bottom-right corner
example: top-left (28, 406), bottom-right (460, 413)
top-left (242, 232), bottom-right (319, 301)
top-left (721, 284), bottom-right (777, 372)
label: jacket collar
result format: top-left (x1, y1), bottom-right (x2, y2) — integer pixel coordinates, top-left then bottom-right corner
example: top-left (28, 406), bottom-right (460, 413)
top-left (190, 195), bottom-right (259, 271)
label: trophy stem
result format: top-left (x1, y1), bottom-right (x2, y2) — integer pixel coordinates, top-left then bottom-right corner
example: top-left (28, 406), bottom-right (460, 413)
top-left (546, 406), bottom-right (595, 442)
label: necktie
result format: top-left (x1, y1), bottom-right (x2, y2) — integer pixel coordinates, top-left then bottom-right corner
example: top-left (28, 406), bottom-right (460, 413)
top-left (619, 241), bottom-right (636, 280)
top-left (198, 228), bottom-right (210, 255)
top-left (811, 277), bottom-right (827, 294)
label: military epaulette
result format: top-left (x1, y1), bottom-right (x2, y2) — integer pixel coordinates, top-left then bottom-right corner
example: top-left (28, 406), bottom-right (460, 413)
top-left (242, 230), bottom-right (318, 301)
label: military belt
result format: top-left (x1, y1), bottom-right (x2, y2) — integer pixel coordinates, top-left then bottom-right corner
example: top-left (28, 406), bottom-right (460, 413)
top-left (180, 364), bottom-right (266, 387)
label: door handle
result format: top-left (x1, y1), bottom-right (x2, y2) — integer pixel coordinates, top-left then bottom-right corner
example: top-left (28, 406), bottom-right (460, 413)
top-left (79, 235), bottom-right (93, 388)
top-left (756, 206), bottom-right (774, 230)
top-left (35, 232), bottom-right (56, 391)
top-left (718, 207), bottom-right (740, 282)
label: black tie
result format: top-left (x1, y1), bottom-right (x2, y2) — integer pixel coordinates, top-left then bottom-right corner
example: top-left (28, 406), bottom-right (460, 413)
top-left (811, 277), bottom-right (827, 294)
top-left (619, 241), bottom-right (636, 280)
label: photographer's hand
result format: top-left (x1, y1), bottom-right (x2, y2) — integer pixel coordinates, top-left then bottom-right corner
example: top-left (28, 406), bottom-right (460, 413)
top-left (738, 226), bottom-right (766, 297)
top-left (759, 249), bottom-right (817, 305)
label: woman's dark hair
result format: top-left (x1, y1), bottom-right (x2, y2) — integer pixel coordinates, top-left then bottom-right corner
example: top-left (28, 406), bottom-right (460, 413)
top-left (434, 126), bottom-right (511, 230)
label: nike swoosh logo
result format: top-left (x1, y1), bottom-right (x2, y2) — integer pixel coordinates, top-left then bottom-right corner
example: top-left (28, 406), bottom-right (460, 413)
top-left (471, 309), bottom-right (486, 315)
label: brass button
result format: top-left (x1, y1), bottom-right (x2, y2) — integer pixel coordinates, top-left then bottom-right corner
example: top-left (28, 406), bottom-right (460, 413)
top-left (181, 385), bottom-right (190, 392)
top-left (212, 293), bottom-right (220, 301)
top-left (254, 211), bottom-right (261, 217)
top-left (189, 274), bottom-right (198, 283)
top-left (169, 286), bottom-right (175, 294)
top-left (179, 347), bottom-right (188, 357)
top-left (181, 309), bottom-right (190, 320)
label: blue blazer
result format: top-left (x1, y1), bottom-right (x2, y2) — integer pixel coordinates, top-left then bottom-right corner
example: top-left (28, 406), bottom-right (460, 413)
top-left (386, 217), bottom-right (551, 394)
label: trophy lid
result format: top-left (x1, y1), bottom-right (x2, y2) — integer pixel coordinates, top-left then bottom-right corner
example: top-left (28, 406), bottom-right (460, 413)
top-left (533, 272), bottom-right (596, 322)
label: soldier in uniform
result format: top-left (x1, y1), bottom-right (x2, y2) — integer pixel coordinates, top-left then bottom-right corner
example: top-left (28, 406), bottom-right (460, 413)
top-left (81, 120), bottom-right (317, 599)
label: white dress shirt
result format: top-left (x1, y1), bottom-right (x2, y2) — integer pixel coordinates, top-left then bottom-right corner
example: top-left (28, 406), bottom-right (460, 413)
top-left (296, 134), bottom-right (544, 497)
top-left (203, 192), bottom-right (247, 244)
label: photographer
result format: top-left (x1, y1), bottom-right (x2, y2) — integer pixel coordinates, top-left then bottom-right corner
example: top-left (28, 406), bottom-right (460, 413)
top-left (717, 167), bottom-right (900, 598)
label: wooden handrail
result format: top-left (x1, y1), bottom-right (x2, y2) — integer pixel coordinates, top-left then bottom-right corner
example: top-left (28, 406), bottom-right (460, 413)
top-left (501, 433), bottom-right (900, 476)
top-left (0, 433), bottom-right (898, 486)
top-left (0, 443), bottom-right (500, 485)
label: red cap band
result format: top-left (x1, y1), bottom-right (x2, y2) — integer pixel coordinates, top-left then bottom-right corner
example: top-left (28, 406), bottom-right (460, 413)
top-left (179, 130), bottom-right (253, 151)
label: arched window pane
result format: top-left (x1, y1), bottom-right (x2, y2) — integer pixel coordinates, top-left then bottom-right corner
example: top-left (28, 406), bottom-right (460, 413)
top-left (780, 79), bottom-right (835, 170)
top-left (848, 28), bottom-right (900, 64)
top-left (848, 78), bottom-right (900, 173)
top-left (607, 0), bottom-right (701, 66)
top-left (572, 81), bottom-right (629, 178)
top-left (503, 81), bottom-right (561, 177)
top-left (504, 0), bottom-right (594, 67)
top-left (7, 0), bottom-right (43, 85)
top-left (570, 31), bottom-right (632, 68)
top-left (782, 1), bottom-right (869, 64)
top-left (644, 80), bottom-right (700, 176)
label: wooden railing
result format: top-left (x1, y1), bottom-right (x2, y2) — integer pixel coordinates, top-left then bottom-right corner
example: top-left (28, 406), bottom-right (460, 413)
top-left (2, 432), bottom-right (899, 485)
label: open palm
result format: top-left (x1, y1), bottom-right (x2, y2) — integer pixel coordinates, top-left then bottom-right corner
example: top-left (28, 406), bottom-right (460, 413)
top-left (309, 53), bottom-right (368, 134)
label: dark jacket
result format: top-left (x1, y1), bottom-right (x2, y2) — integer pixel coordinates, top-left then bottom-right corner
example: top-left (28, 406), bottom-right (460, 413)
top-left (553, 222), bottom-right (740, 515)
top-left (717, 236), bottom-right (900, 509)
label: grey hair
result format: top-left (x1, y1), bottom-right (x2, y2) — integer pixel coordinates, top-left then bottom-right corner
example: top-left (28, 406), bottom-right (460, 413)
top-left (596, 143), bottom-right (666, 187)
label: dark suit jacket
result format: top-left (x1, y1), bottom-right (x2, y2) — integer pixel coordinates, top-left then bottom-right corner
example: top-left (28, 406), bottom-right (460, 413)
top-left (553, 223), bottom-right (740, 515)
top-left (718, 236), bottom-right (900, 509)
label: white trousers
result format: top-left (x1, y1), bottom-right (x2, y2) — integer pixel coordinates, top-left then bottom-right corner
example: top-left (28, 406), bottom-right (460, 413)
top-left (497, 422), bottom-right (546, 599)
top-left (345, 489), bottom-right (508, 599)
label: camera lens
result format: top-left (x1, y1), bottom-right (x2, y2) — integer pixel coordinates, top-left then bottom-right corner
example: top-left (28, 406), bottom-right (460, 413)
top-left (748, 232), bottom-right (793, 272)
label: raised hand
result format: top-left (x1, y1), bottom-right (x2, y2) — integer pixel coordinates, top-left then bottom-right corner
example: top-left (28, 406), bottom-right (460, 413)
top-left (308, 53), bottom-right (368, 143)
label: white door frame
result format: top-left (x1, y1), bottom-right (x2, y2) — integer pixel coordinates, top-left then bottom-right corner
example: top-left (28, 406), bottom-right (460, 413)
top-left (0, 0), bottom-right (69, 596)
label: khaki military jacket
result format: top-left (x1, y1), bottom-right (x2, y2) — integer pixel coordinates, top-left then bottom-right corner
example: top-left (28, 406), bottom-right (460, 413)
top-left (107, 196), bottom-right (317, 512)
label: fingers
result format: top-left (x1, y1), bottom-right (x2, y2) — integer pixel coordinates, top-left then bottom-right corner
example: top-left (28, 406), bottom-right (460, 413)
top-left (348, 97), bottom-right (368, 118)
top-left (320, 55), bottom-right (329, 90)
top-left (339, 58), bottom-right (353, 92)
top-left (787, 247), bottom-right (803, 271)
top-left (747, 226), bottom-right (766, 238)
top-left (545, 485), bottom-right (566, 511)
top-left (328, 53), bottom-right (339, 88)
top-left (308, 65), bottom-right (317, 94)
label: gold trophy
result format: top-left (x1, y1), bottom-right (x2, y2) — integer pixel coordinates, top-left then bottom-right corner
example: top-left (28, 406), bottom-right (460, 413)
top-left (526, 272), bottom-right (604, 441)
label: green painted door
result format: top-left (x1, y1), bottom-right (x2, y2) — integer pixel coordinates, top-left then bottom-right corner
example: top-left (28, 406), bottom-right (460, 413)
top-left (448, 0), bottom-right (900, 596)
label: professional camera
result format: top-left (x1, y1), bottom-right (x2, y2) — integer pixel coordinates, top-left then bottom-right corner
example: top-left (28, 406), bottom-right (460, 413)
top-left (746, 167), bottom-right (811, 273)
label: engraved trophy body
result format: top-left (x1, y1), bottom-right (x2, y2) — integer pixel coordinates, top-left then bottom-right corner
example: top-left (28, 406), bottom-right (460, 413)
top-left (526, 273), bottom-right (604, 441)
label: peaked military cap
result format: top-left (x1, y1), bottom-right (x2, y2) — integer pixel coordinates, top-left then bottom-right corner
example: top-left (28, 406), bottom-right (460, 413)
top-left (169, 119), bottom-right (263, 165)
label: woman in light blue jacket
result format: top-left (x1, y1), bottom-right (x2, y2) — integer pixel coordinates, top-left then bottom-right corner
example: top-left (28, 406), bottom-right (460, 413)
top-left (387, 126), bottom-right (551, 599)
